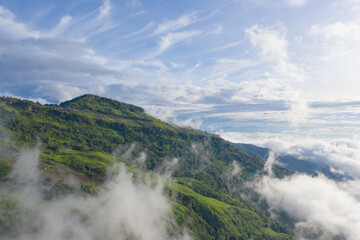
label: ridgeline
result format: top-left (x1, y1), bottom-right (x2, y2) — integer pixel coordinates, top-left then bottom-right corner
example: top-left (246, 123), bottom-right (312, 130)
top-left (0, 94), bottom-right (294, 239)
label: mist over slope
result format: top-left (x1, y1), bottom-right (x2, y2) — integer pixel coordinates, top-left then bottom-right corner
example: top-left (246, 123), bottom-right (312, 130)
top-left (0, 95), bottom-right (293, 240)
top-left (234, 143), bottom-right (350, 180)
top-left (223, 132), bottom-right (360, 240)
top-left (1, 147), bottom-right (188, 240)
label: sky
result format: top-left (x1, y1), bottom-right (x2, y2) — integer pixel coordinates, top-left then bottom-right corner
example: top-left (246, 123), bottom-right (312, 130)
top-left (3, 1), bottom-right (360, 238)
top-left (1, 0), bottom-right (360, 142)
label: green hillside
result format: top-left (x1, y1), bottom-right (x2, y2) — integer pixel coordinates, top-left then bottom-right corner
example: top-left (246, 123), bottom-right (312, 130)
top-left (0, 94), bottom-right (294, 239)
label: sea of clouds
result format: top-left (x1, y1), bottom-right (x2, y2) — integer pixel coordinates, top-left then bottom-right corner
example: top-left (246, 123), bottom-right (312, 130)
top-left (221, 131), bottom-right (360, 239)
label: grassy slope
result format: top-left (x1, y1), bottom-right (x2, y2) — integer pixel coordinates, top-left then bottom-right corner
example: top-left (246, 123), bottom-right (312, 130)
top-left (0, 94), bottom-right (294, 239)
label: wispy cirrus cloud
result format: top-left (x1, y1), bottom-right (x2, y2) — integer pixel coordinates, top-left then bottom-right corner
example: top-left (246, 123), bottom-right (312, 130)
top-left (212, 24), bottom-right (222, 35)
top-left (54, 0), bottom-right (116, 40)
top-left (121, 22), bottom-right (155, 39)
top-left (282, 0), bottom-right (307, 7)
top-left (151, 30), bottom-right (201, 58)
top-left (98, 0), bottom-right (111, 19)
top-left (127, 0), bottom-right (141, 7)
top-left (247, 0), bottom-right (307, 8)
top-left (153, 12), bottom-right (198, 36)
top-left (49, 15), bottom-right (73, 37)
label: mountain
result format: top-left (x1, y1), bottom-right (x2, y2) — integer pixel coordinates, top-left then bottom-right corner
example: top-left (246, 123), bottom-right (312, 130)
top-left (0, 94), bottom-right (294, 239)
top-left (233, 143), bottom-right (348, 180)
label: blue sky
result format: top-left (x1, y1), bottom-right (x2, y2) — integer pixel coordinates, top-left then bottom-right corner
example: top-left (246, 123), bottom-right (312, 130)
top-left (4, 2), bottom-right (360, 237)
top-left (1, 0), bottom-right (360, 142)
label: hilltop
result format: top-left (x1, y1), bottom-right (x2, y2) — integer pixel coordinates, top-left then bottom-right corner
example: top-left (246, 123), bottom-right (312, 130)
top-left (0, 94), bottom-right (294, 239)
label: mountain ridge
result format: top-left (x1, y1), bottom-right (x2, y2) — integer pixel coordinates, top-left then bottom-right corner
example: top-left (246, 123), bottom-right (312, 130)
top-left (0, 94), bottom-right (294, 239)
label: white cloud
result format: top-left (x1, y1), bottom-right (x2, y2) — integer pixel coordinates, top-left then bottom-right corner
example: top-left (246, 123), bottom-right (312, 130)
top-left (83, 48), bottom-right (108, 65)
top-left (98, 0), bottom-right (111, 19)
top-left (49, 15), bottom-right (72, 36)
top-left (244, 24), bottom-right (308, 125)
top-left (307, 19), bottom-right (360, 99)
top-left (145, 106), bottom-right (176, 121)
top-left (170, 62), bottom-right (184, 68)
top-left (172, 117), bottom-right (203, 130)
top-left (0, 5), bottom-right (40, 38)
top-left (310, 21), bottom-right (360, 39)
top-left (231, 161), bottom-right (242, 176)
top-left (33, 83), bottom-right (86, 102)
top-left (121, 22), bottom-right (154, 38)
top-left (0, 5), bottom-right (14, 19)
top-left (2, 0), bottom-right (359, 142)
top-left (32, 83), bottom-right (107, 103)
top-left (153, 12), bottom-right (198, 35)
top-left (0, 4), bottom-right (123, 104)
top-left (204, 40), bottom-right (243, 55)
top-left (2, 148), bottom-right (191, 240)
top-left (213, 24), bottom-right (222, 35)
top-left (57, 0), bottom-right (118, 40)
top-left (264, 151), bottom-right (277, 176)
top-left (249, 147), bottom-right (360, 239)
top-left (246, 24), bottom-right (288, 60)
top-left (220, 131), bottom-right (360, 178)
top-left (285, 91), bottom-right (309, 126)
top-left (186, 62), bottom-right (202, 74)
top-left (209, 58), bottom-right (257, 80)
top-left (127, 0), bottom-right (140, 7)
top-left (153, 30), bottom-right (201, 57)
top-left (257, 174), bottom-right (360, 240)
top-left (0, 37), bottom-right (120, 94)
top-left (282, 0), bottom-right (307, 7)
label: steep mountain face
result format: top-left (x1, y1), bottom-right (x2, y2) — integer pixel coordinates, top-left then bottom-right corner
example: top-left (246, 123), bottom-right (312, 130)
top-left (0, 95), bottom-right (294, 239)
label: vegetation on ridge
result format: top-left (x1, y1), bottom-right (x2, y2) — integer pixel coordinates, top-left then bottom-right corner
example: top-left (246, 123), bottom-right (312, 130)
top-left (0, 94), bottom-right (294, 239)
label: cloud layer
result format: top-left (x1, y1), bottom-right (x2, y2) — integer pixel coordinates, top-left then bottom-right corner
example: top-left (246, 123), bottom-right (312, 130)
top-left (257, 173), bottom-right (360, 239)
top-left (221, 131), bottom-right (360, 178)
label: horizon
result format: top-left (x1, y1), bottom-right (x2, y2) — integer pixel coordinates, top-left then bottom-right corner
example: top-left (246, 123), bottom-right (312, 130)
top-left (1, 0), bottom-right (360, 143)
top-left (2, 1), bottom-right (360, 238)
top-left (2, 0), bottom-right (360, 180)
